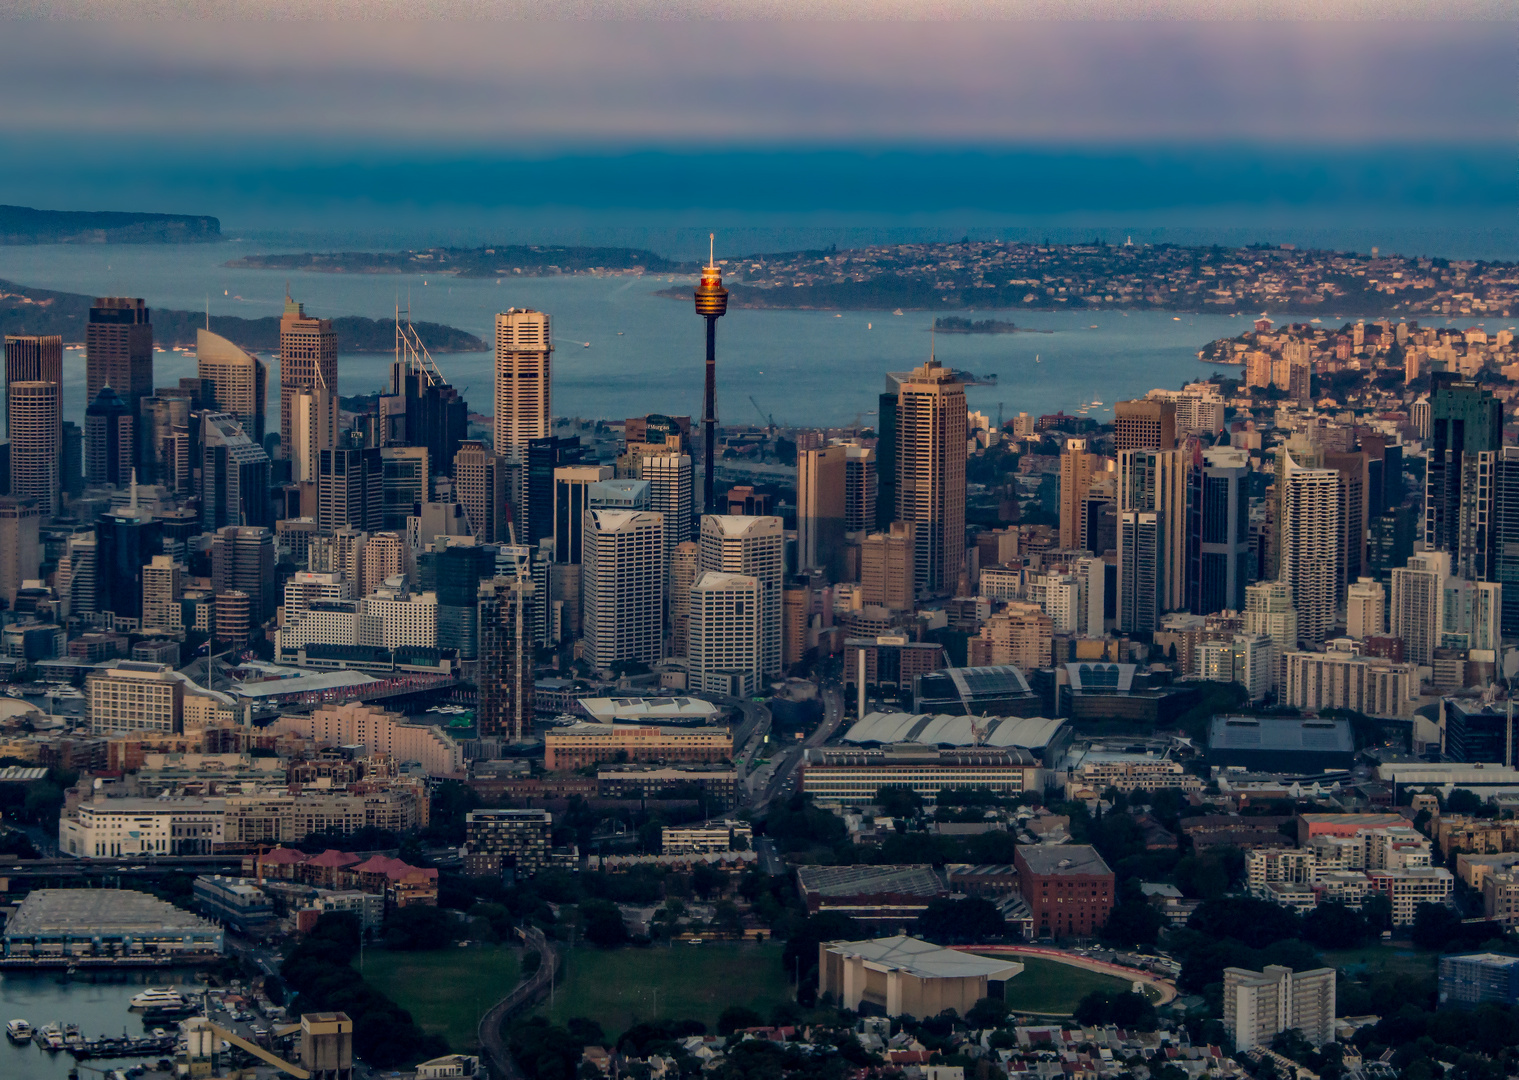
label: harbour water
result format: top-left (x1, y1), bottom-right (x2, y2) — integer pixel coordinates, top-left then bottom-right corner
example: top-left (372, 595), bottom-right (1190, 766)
top-left (0, 971), bottom-right (200, 1080)
top-left (5, 241), bottom-right (1510, 432)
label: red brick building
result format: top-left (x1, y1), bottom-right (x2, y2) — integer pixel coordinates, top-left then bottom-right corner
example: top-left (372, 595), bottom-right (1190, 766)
top-left (1014, 844), bottom-right (1114, 939)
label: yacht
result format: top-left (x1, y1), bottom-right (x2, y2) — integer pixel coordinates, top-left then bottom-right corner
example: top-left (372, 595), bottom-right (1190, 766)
top-left (6, 1019), bottom-right (30, 1043)
top-left (34, 1022), bottom-right (64, 1050)
top-left (130, 988), bottom-right (184, 1009)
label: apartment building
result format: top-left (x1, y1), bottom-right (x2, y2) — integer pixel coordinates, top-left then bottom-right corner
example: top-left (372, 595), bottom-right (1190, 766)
top-left (462, 808), bottom-right (552, 879)
top-left (543, 723), bottom-right (732, 772)
top-left (1223, 966), bottom-right (1336, 1050)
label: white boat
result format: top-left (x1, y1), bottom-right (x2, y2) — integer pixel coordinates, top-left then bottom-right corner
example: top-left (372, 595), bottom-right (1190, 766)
top-left (131, 988), bottom-right (185, 1009)
top-left (6, 1019), bottom-right (30, 1043)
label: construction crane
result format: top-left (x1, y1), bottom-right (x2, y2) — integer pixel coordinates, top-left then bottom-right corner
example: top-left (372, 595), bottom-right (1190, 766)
top-left (749, 395), bottom-right (776, 437)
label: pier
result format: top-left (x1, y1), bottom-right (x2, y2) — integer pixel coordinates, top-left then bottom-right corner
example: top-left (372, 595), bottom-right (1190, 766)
top-left (68, 1033), bottom-right (178, 1059)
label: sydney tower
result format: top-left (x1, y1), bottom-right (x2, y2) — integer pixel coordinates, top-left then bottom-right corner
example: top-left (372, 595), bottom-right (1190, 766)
top-left (693, 234), bottom-right (728, 515)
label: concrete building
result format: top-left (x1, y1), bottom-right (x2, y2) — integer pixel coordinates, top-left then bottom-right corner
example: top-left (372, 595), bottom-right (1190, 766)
top-left (895, 358), bottom-right (967, 595)
top-left (700, 514), bottom-right (784, 677)
top-left (844, 444), bottom-right (876, 534)
top-left (1243, 581), bottom-right (1298, 692)
top-left (463, 808), bottom-right (552, 879)
top-left (662, 821), bottom-right (752, 855)
top-left (197, 328), bottom-right (267, 445)
top-left (1058, 438), bottom-right (1100, 550)
top-left (60, 795), bottom-right (226, 856)
top-left (543, 723), bottom-right (732, 772)
top-left (802, 744), bottom-right (1040, 804)
top-left (1392, 549), bottom-right (1450, 666)
top-left (860, 521), bottom-right (916, 611)
top-left (141, 555), bottom-right (184, 634)
top-left (1014, 844), bottom-right (1114, 939)
top-left (1283, 641), bottom-right (1418, 719)
top-left (493, 308), bottom-right (552, 470)
top-left (1439, 953), bottom-right (1519, 1008)
top-left (279, 293), bottom-right (338, 466)
top-left (270, 702), bottom-right (463, 776)
top-left (819, 935), bottom-right (1023, 1018)
top-left (583, 509), bottom-right (665, 670)
top-left (1347, 577), bottom-right (1386, 639)
top-left (453, 441), bottom-right (508, 543)
top-left (476, 575), bottom-right (535, 742)
top-left (1113, 399), bottom-right (1177, 453)
top-left (1223, 965), bottom-right (1336, 1050)
top-left (798, 445), bottom-right (847, 581)
top-left (1281, 449), bottom-right (1342, 648)
top-left (319, 447), bottom-right (383, 534)
top-left (87, 660), bottom-right (185, 735)
top-left (201, 412), bottom-right (271, 531)
top-left (0, 497), bottom-right (43, 610)
top-left (969, 602), bottom-right (1052, 671)
top-left (688, 571), bottom-right (763, 696)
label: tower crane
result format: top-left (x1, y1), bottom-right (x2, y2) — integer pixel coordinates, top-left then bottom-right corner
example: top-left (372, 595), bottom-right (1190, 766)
top-left (749, 396), bottom-right (776, 437)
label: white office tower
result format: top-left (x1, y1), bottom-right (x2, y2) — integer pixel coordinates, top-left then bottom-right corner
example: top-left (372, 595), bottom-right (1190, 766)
top-left (582, 509), bottom-right (665, 670)
top-left (141, 555), bottom-right (184, 634)
top-left (284, 571), bottom-right (352, 617)
top-left (63, 532), bottom-right (98, 617)
top-left (1076, 556), bottom-right (1106, 637)
top-left (1346, 577), bottom-right (1387, 640)
top-left (640, 452), bottom-right (694, 550)
top-left (1280, 449), bottom-right (1342, 648)
top-left (688, 571), bottom-right (763, 696)
top-left (1224, 965), bottom-right (1336, 1051)
top-left (1243, 581), bottom-right (1298, 692)
top-left (668, 540), bottom-right (700, 658)
top-left (359, 585), bottom-right (439, 650)
top-left (493, 308), bottom-right (552, 509)
top-left (700, 515), bottom-right (784, 677)
top-left (1391, 550), bottom-right (1449, 666)
top-left (1117, 448), bottom-right (1188, 633)
top-left (288, 384), bottom-right (336, 484)
top-left (1027, 572), bottom-right (1079, 633)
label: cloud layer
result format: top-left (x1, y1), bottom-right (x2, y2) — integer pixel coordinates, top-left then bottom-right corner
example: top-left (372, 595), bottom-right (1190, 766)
top-left (0, 18), bottom-right (1508, 143)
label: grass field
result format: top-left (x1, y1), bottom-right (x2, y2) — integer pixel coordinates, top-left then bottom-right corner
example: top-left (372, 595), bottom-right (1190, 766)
top-left (540, 942), bottom-right (792, 1035)
top-left (992, 955), bottom-right (1134, 1016)
top-left (1323, 946), bottom-right (1438, 980)
top-left (363, 944), bottom-right (522, 1052)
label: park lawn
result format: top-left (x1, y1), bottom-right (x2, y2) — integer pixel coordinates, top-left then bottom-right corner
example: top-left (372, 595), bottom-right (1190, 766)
top-left (1322, 945), bottom-right (1438, 980)
top-left (363, 944), bottom-right (522, 1052)
top-left (990, 955), bottom-right (1134, 1016)
top-left (541, 942), bottom-right (791, 1035)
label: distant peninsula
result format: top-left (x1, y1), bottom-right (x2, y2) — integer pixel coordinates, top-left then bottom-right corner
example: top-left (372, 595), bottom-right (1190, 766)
top-left (934, 316), bottom-right (1048, 334)
top-left (228, 244), bottom-right (689, 277)
top-left (0, 205), bottom-right (221, 245)
top-left (0, 279), bottom-right (485, 354)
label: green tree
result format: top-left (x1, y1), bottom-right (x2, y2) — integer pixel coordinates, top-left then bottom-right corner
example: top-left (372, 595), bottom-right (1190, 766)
top-left (579, 900), bottom-right (629, 948)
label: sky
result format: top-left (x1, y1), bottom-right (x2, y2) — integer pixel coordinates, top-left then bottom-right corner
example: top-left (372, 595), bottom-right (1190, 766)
top-left (0, 3), bottom-right (1511, 254)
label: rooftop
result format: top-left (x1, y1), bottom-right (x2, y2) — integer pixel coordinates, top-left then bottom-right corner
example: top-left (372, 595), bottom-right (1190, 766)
top-left (230, 670), bottom-right (377, 698)
top-left (1208, 716), bottom-right (1354, 754)
top-left (843, 712), bottom-right (1066, 750)
top-left (579, 697), bottom-right (722, 724)
top-left (796, 864), bottom-right (946, 899)
top-left (6, 888), bottom-right (221, 938)
top-left (823, 935), bottom-right (1023, 981)
top-left (1016, 844), bottom-right (1113, 877)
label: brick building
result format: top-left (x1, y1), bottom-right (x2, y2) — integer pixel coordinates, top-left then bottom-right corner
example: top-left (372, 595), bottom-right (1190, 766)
top-left (1014, 844), bottom-right (1114, 939)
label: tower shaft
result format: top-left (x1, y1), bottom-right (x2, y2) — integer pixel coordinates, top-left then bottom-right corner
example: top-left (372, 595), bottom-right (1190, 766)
top-left (704, 315), bottom-right (718, 514)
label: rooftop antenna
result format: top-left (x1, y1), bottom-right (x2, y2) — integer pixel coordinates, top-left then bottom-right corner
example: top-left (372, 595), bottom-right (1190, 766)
top-left (129, 468), bottom-right (138, 513)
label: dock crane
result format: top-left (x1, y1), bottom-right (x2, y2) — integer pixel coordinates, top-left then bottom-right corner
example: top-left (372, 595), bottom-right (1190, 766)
top-left (749, 396), bottom-right (776, 437)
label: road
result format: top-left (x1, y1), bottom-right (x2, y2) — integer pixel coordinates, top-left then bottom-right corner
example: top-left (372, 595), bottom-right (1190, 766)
top-left (477, 927), bottom-right (560, 1080)
top-left (0, 854), bottom-right (245, 879)
top-left (748, 682), bottom-right (844, 816)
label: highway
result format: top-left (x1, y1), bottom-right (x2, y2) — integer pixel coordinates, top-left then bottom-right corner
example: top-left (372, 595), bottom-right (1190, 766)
top-left (748, 680), bottom-right (844, 816)
top-left (0, 854), bottom-right (245, 880)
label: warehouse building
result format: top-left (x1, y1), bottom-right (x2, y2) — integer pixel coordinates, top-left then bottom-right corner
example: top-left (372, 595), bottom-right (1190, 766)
top-left (1207, 716), bottom-right (1356, 773)
top-left (3, 888), bottom-right (223, 958)
top-left (796, 864), bottom-right (948, 928)
top-left (819, 935), bottom-right (1024, 1017)
top-left (842, 711), bottom-right (1071, 768)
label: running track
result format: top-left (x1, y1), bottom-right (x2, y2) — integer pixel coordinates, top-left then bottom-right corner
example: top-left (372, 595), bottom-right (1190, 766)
top-left (951, 944), bottom-right (1179, 1005)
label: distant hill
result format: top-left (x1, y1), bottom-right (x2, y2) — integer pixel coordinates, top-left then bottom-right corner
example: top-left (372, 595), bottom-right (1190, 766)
top-left (228, 244), bottom-right (689, 276)
top-left (0, 205), bottom-right (222, 245)
top-left (0, 279), bottom-right (485, 354)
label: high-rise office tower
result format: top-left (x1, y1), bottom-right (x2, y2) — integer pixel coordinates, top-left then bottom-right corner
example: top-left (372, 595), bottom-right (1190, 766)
top-left (0, 497), bottom-right (42, 609)
top-left (361, 531), bottom-right (406, 597)
top-left (1117, 449), bottom-right (1188, 632)
top-left (210, 526), bottom-right (276, 627)
top-left (1280, 449), bottom-right (1342, 648)
top-left (5, 334), bottom-right (62, 517)
top-left (318, 447), bottom-right (383, 534)
top-left (525, 435), bottom-right (585, 548)
top-left (1187, 446), bottom-right (1250, 616)
top-left (1325, 450), bottom-right (1370, 599)
top-left (693, 239), bottom-right (728, 514)
top-left (85, 386), bottom-right (134, 487)
top-left (96, 481), bottom-right (164, 627)
top-left (1494, 446), bottom-right (1519, 635)
top-left (1113, 399), bottom-right (1177, 453)
top-left (1243, 581), bottom-right (1298, 693)
top-left (61, 421), bottom-right (83, 498)
top-left (197, 328), bottom-right (267, 446)
top-left (85, 298), bottom-right (152, 473)
top-left (453, 441), bottom-right (508, 543)
top-left (860, 521), bottom-right (916, 612)
top-left (388, 345), bottom-right (468, 476)
top-left (477, 575), bottom-right (536, 741)
top-left (582, 509), bottom-right (665, 669)
top-left (588, 478), bottom-right (651, 511)
top-left (797, 445), bottom-right (847, 581)
top-left (641, 451), bottom-right (694, 552)
top-left (201, 412), bottom-right (271, 531)
top-left (1425, 378), bottom-right (1502, 580)
top-left (844, 444), bottom-right (876, 534)
top-left (895, 358), bottom-right (967, 595)
top-left (552, 465), bottom-right (613, 564)
top-left (278, 293), bottom-right (337, 463)
top-left (1059, 438), bottom-right (1100, 550)
top-left (1346, 577), bottom-right (1386, 640)
top-left (417, 540), bottom-right (495, 661)
top-left (137, 394), bottom-right (191, 488)
top-left (688, 571), bottom-right (763, 696)
top-left (494, 308), bottom-right (552, 504)
top-left (1081, 473), bottom-right (1118, 555)
top-left (380, 446), bottom-right (429, 530)
top-left (668, 540), bottom-right (700, 657)
top-left (141, 555), bottom-right (184, 634)
top-left (700, 514), bottom-right (784, 676)
top-left (1391, 550), bottom-right (1450, 667)
top-left (876, 374), bottom-right (903, 531)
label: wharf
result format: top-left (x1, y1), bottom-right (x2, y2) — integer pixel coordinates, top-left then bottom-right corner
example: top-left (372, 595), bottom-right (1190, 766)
top-left (69, 1033), bottom-right (179, 1059)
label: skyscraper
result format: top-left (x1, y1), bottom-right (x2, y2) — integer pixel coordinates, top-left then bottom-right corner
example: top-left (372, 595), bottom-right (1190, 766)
top-left (137, 394), bottom-right (191, 488)
top-left (553, 465), bottom-right (613, 564)
top-left (201, 412), bottom-right (271, 530)
top-left (85, 298), bottom-right (152, 473)
top-left (1325, 449), bottom-right (1370, 599)
top-left (96, 482), bottom-right (164, 627)
top-left (453, 440), bottom-right (508, 543)
top-left (641, 451), bottom-right (694, 553)
top-left (797, 445), bottom-right (847, 581)
top-left (582, 509), bottom-right (665, 669)
top-left (844, 444), bottom-right (876, 535)
top-left (1243, 581), bottom-right (1298, 694)
top-left (278, 293), bottom-right (337, 464)
top-left (525, 435), bottom-right (584, 548)
top-left (389, 346), bottom-right (468, 477)
top-left (4, 334), bottom-right (62, 517)
top-left (1117, 449), bottom-right (1188, 632)
top-left (1493, 446), bottom-right (1519, 635)
top-left (1391, 550), bottom-right (1450, 667)
top-left (210, 526), bottom-right (276, 628)
top-left (1425, 378), bottom-right (1502, 580)
top-left (668, 540), bottom-right (700, 657)
top-left (318, 447), bottom-right (383, 534)
top-left (1113, 399), bottom-right (1177, 453)
top-left (477, 574), bottom-right (535, 741)
top-left (895, 358), bottom-right (967, 595)
top-left (1280, 449), bottom-right (1342, 648)
top-left (700, 514), bottom-right (784, 677)
top-left (1187, 446), bottom-right (1250, 616)
top-left (197, 328), bottom-right (267, 446)
top-left (1059, 438), bottom-right (1100, 550)
top-left (85, 386), bottom-right (134, 487)
top-left (688, 571), bottom-right (762, 696)
top-left (0, 497), bottom-right (42, 609)
top-left (860, 521), bottom-right (915, 612)
top-left (494, 308), bottom-right (552, 492)
top-left (876, 375), bottom-right (902, 531)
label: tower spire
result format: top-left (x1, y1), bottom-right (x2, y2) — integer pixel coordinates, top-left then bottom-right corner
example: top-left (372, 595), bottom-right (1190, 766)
top-left (129, 468), bottom-right (138, 513)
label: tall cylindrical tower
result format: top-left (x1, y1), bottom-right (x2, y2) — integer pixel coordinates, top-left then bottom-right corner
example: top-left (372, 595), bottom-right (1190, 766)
top-left (693, 234), bottom-right (728, 516)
